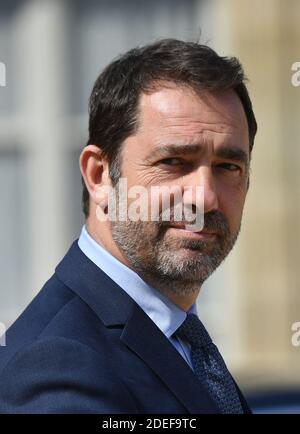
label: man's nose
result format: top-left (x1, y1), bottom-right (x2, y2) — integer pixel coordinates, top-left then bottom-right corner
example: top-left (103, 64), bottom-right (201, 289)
top-left (185, 166), bottom-right (219, 214)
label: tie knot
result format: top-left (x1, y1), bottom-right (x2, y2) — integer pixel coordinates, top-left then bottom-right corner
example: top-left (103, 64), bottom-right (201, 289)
top-left (176, 313), bottom-right (212, 348)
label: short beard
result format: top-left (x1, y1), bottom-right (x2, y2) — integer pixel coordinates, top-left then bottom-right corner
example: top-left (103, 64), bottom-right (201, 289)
top-left (109, 195), bottom-right (240, 296)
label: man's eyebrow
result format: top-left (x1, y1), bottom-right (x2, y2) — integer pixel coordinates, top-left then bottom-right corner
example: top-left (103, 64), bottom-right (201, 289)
top-left (147, 144), bottom-right (204, 160)
top-left (146, 143), bottom-right (249, 166)
top-left (215, 147), bottom-right (249, 166)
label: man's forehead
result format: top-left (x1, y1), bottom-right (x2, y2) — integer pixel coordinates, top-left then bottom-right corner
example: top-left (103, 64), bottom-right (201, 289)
top-left (138, 85), bottom-right (248, 132)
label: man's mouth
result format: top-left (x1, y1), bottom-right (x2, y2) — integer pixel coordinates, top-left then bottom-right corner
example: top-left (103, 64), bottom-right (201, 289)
top-left (168, 223), bottom-right (217, 240)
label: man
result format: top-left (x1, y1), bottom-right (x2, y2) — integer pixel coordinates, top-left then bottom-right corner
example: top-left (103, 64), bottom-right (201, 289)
top-left (0, 39), bottom-right (257, 413)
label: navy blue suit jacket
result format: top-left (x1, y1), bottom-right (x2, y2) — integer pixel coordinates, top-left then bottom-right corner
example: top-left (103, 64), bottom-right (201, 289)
top-left (0, 241), bottom-right (251, 414)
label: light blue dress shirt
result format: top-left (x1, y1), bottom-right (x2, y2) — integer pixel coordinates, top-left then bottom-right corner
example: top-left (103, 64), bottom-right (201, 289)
top-left (78, 225), bottom-right (198, 369)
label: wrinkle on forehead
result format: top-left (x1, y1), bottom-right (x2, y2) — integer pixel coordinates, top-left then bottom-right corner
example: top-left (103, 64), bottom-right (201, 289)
top-left (138, 85), bottom-right (248, 139)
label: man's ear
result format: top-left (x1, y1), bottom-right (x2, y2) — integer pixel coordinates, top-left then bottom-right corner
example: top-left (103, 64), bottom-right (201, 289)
top-left (79, 145), bottom-right (111, 210)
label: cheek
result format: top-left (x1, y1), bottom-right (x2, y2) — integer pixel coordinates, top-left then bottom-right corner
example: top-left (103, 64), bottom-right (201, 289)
top-left (218, 186), bottom-right (247, 233)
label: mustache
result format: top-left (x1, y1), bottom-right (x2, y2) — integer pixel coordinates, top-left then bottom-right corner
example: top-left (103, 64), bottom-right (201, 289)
top-left (159, 210), bottom-right (230, 236)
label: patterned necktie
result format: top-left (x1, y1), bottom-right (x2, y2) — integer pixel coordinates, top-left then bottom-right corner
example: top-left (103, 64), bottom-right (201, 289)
top-left (175, 313), bottom-right (243, 414)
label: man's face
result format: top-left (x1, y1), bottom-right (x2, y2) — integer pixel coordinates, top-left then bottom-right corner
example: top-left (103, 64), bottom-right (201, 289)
top-left (109, 84), bottom-right (250, 294)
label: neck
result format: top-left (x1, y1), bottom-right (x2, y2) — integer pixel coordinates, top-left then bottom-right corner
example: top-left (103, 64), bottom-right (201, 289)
top-left (133, 271), bottom-right (201, 311)
top-left (164, 289), bottom-right (199, 312)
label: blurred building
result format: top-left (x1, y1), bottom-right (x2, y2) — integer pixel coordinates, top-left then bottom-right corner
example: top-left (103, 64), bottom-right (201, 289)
top-left (0, 0), bottom-right (300, 395)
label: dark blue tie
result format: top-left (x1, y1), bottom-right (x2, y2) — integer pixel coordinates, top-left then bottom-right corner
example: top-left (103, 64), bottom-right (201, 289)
top-left (175, 313), bottom-right (243, 414)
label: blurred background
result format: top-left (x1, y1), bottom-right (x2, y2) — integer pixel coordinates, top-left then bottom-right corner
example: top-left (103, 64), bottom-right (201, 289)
top-left (0, 0), bottom-right (300, 413)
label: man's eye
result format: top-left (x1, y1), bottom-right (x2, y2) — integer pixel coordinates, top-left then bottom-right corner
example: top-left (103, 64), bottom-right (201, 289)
top-left (159, 158), bottom-right (184, 166)
top-left (217, 163), bottom-right (241, 172)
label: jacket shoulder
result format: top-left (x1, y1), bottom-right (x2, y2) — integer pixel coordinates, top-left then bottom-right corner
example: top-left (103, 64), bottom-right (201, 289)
top-left (0, 335), bottom-right (138, 413)
top-left (0, 274), bottom-right (75, 370)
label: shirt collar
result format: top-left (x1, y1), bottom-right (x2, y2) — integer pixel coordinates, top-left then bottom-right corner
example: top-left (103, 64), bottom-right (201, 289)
top-left (78, 225), bottom-right (198, 338)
